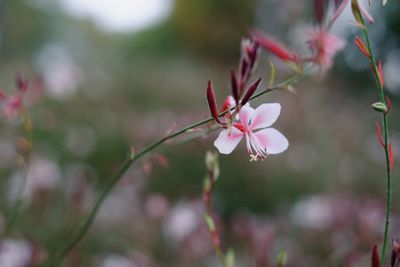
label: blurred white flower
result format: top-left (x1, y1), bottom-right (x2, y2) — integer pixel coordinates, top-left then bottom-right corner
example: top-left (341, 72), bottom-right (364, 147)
top-left (0, 239), bottom-right (32, 267)
top-left (291, 195), bottom-right (333, 230)
top-left (35, 44), bottom-right (81, 100)
top-left (163, 202), bottom-right (200, 242)
top-left (101, 254), bottom-right (137, 267)
top-left (23, 157), bottom-right (61, 200)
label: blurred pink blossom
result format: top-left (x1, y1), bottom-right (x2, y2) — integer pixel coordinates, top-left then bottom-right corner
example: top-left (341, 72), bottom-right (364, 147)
top-left (214, 103), bottom-right (288, 161)
top-left (307, 29), bottom-right (345, 72)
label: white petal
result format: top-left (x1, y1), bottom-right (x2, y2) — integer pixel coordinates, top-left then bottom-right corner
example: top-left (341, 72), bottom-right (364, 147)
top-left (250, 103), bottom-right (281, 130)
top-left (238, 104), bottom-right (254, 127)
top-left (254, 128), bottom-right (288, 154)
top-left (213, 127), bottom-right (243, 154)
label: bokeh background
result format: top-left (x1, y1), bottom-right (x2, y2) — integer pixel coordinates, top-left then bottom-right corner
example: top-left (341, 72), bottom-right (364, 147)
top-left (0, 0), bottom-right (400, 266)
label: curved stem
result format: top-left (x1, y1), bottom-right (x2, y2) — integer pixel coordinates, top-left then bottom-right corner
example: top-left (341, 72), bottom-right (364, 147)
top-left (362, 26), bottom-right (392, 266)
top-left (46, 69), bottom-right (309, 267)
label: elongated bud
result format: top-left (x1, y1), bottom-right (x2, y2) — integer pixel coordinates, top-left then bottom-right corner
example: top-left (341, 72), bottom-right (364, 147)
top-left (16, 73), bottom-right (29, 92)
top-left (351, 0), bottom-right (366, 28)
top-left (389, 143), bottom-right (394, 170)
top-left (372, 244), bottom-right (380, 267)
top-left (371, 102), bottom-right (388, 113)
top-left (253, 31), bottom-right (297, 62)
top-left (240, 58), bottom-right (249, 80)
top-left (375, 122), bottom-right (385, 148)
top-left (330, 0), bottom-right (350, 25)
top-left (206, 81), bottom-right (223, 124)
top-left (230, 70), bottom-right (239, 103)
top-left (386, 96), bottom-right (391, 113)
top-left (241, 78), bottom-right (262, 106)
top-left (359, 1), bottom-right (374, 24)
top-left (378, 60), bottom-right (385, 88)
top-left (248, 40), bottom-right (260, 68)
top-left (314, 0), bottom-right (325, 25)
top-left (392, 239), bottom-right (400, 267)
top-left (354, 36), bottom-right (371, 58)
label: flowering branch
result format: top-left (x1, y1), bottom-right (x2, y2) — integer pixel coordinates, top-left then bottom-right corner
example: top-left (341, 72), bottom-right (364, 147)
top-left (45, 63), bottom-right (310, 267)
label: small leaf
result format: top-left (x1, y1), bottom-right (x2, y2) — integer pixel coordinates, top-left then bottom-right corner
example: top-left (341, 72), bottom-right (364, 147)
top-left (371, 102), bottom-right (388, 113)
top-left (225, 249), bottom-right (235, 267)
top-left (268, 62), bottom-right (276, 87)
top-left (277, 251), bottom-right (287, 267)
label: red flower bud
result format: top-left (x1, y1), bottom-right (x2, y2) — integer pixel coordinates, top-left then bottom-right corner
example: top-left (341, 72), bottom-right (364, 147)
top-left (386, 96), bottom-right (391, 114)
top-left (314, 0), bottom-right (326, 25)
top-left (378, 60), bottom-right (385, 88)
top-left (16, 73), bottom-right (28, 92)
top-left (372, 244), bottom-right (380, 267)
top-left (230, 70), bottom-right (239, 103)
top-left (241, 78), bottom-right (262, 106)
top-left (253, 31), bottom-right (297, 62)
top-left (389, 143), bottom-right (394, 170)
top-left (354, 36), bottom-right (371, 58)
top-left (206, 80), bottom-right (223, 124)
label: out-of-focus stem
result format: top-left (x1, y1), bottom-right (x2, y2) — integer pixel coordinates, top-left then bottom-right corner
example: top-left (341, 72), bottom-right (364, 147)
top-left (46, 69), bottom-right (310, 267)
top-left (362, 24), bottom-right (392, 266)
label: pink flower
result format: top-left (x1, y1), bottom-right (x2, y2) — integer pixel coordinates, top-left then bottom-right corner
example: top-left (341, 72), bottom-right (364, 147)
top-left (307, 29), bottom-right (345, 71)
top-left (2, 94), bottom-right (22, 119)
top-left (214, 103), bottom-right (288, 160)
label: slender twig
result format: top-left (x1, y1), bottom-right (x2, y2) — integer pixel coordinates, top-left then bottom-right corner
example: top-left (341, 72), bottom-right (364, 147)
top-left (46, 68), bottom-right (310, 267)
top-left (4, 108), bottom-right (33, 234)
top-left (362, 23), bottom-right (392, 266)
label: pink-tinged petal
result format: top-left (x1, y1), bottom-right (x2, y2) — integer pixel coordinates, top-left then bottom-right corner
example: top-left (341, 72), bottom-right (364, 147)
top-left (254, 128), bottom-right (289, 154)
top-left (214, 127), bottom-right (243, 154)
top-left (220, 95), bottom-right (236, 112)
top-left (238, 104), bottom-right (254, 127)
top-left (250, 103), bottom-right (281, 130)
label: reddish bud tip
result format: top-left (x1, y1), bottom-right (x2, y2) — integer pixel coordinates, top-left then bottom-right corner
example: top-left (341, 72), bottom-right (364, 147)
top-left (378, 60), bottom-right (385, 88)
top-left (0, 90), bottom-right (6, 101)
top-left (386, 96), bottom-right (391, 114)
top-left (354, 36), bottom-right (371, 58)
top-left (241, 77), bottom-right (262, 106)
top-left (392, 239), bottom-right (400, 267)
top-left (375, 122), bottom-right (385, 148)
top-left (314, 0), bottom-right (326, 25)
top-left (16, 73), bottom-right (28, 92)
top-left (389, 143), bottom-right (394, 171)
top-left (230, 70), bottom-right (239, 103)
top-left (372, 244), bottom-right (380, 267)
top-left (206, 81), bottom-right (222, 124)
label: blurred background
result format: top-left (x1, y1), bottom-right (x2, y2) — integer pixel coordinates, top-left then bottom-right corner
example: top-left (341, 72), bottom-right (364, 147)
top-left (0, 0), bottom-right (400, 266)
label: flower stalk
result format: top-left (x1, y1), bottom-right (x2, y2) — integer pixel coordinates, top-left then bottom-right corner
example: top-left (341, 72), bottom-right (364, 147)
top-left (359, 14), bottom-right (393, 267)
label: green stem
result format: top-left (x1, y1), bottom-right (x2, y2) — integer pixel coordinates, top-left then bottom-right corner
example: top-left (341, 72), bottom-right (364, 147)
top-left (46, 69), bottom-right (309, 267)
top-left (363, 26), bottom-right (392, 266)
